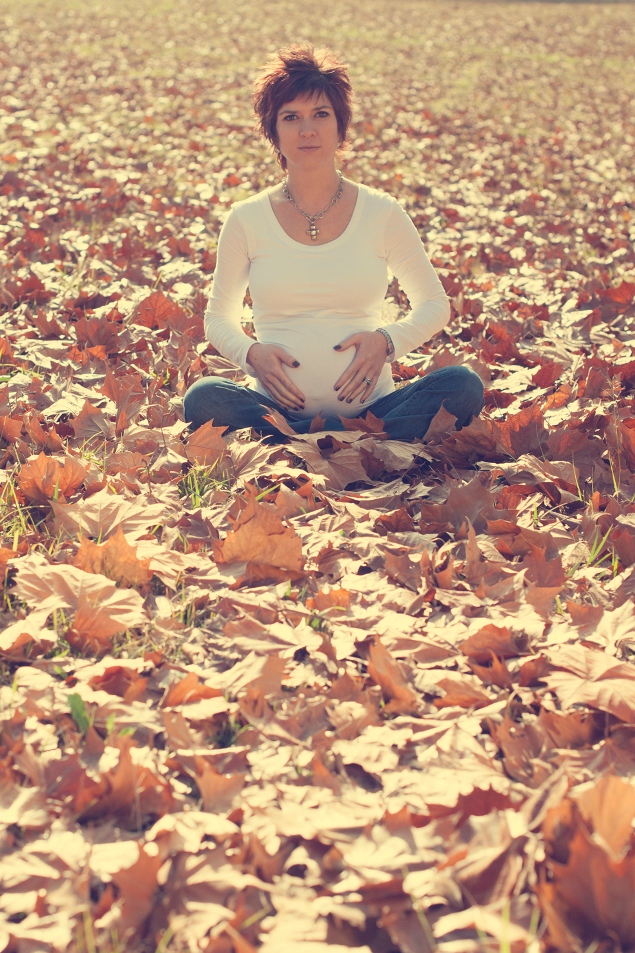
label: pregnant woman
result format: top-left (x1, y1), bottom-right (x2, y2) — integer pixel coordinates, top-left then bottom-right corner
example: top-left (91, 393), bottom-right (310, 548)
top-left (183, 43), bottom-right (484, 442)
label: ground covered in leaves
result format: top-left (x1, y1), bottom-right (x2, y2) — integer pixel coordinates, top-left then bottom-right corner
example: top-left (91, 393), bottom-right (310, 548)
top-left (1, 0), bottom-right (635, 951)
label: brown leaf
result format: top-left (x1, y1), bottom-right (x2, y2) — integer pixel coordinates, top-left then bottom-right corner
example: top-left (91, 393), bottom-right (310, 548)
top-left (0, 414), bottom-right (23, 443)
top-left (305, 587), bottom-right (350, 611)
top-left (212, 493), bottom-right (303, 574)
top-left (13, 557), bottom-right (147, 653)
top-left (539, 777), bottom-right (635, 951)
top-left (460, 624), bottom-right (528, 662)
top-left (185, 418), bottom-right (229, 466)
top-left (469, 650), bottom-right (513, 690)
top-left (339, 410), bottom-right (386, 434)
top-left (88, 665), bottom-right (149, 703)
top-left (545, 644), bottom-right (635, 723)
top-left (193, 756), bottom-right (245, 812)
top-left (73, 525), bottom-right (153, 587)
top-left (132, 290), bottom-right (186, 329)
top-left (163, 671), bottom-right (223, 708)
top-left (71, 399), bottom-right (112, 440)
top-left (75, 737), bottom-right (174, 826)
top-left (17, 452), bottom-right (88, 505)
top-left (367, 638), bottom-right (419, 714)
top-left (420, 475), bottom-right (511, 534)
top-left (434, 675), bottom-right (492, 710)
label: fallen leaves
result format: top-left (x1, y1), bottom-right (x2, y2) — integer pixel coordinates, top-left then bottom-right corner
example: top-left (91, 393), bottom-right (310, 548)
top-left (0, 3), bottom-right (635, 951)
top-left (212, 487), bottom-right (304, 582)
top-left (17, 452), bottom-right (88, 505)
top-left (73, 526), bottom-right (153, 588)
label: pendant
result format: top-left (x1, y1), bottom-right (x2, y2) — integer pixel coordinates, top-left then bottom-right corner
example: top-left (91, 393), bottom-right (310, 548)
top-left (307, 222), bottom-right (319, 241)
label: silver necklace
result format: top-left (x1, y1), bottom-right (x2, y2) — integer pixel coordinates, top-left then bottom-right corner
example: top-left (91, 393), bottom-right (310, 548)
top-left (282, 170), bottom-right (344, 241)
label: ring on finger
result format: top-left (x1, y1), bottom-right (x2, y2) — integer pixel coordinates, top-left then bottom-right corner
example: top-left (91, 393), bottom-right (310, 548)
top-left (363, 376), bottom-right (372, 385)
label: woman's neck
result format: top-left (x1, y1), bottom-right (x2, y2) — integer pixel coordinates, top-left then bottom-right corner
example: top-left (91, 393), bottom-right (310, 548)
top-left (282, 165), bottom-right (343, 212)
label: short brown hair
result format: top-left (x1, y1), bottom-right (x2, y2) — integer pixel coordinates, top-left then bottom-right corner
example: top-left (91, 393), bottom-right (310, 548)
top-left (253, 43), bottom-right (353, 172)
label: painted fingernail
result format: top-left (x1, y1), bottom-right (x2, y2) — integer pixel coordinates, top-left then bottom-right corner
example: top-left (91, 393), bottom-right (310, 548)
top-left (346, 398), bottom-right (353, 404)
top-left (292, 361), bottom-right (300, 367)
top-left (333, 345), bottom-right (341, 350)
top-left (338, 396), bottom-right (344, 401)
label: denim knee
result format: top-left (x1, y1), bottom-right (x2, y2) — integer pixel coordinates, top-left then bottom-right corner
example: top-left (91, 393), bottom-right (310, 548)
top-left (183, 377), bottom-right (227, 427)
top-left (452, 366), bottom-right (485, 412)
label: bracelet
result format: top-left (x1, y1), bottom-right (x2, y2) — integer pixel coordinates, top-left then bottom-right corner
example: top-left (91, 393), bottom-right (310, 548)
top-left (375, 327), bottom-right (395, 361)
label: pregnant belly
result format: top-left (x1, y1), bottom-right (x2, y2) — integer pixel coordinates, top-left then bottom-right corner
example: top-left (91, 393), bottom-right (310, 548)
top-left (251, 320), bottom-right (394, 419)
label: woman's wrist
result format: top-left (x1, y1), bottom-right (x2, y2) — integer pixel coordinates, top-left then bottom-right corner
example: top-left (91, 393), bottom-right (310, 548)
top-left (246, 342), bottom-right (262, 365)
top-left (375, 327), bottom-right (395, 362)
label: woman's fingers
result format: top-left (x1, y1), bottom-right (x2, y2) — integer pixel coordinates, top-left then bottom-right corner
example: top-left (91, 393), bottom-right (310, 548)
top-left (338, 368), bottom-right (373, 404)
top-left (273, 356), bottom-right (306, 405)
top-left (263, 370), bottom-right (305, 410)
top-left (359, 378), bottom-right (376, 404)
top-left (335, 357), bottom-right (366, 396)
top-left (264, 380), bottom-right (301, 410)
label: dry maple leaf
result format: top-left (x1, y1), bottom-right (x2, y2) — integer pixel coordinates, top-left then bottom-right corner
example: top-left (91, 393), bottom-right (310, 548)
top-left (539, 774), bottom-right (635, 952)
top-left (88, 665), bottom-right (149, 703)
top-left (460, 624), bottom-right (528, 662)
top-left (73, 525), bottom-right (153, 588)
top-left (420, 475), bottom-right (511, 534)
top-left (17, 452), bottom-right (88, 505)
top-left (162, 671), bottom-right (223, 708)
top-left (132, 290), bottom-right (187, 330)
top-left (76, 738), bottom-right (174, 827)
top-left (71, 399), bottom-right (113, 440)
top-left (51, 486), bottom-right (171, 540)
top-left (367, 638), bottom-right (420, 714)
top-left (339, 410), bottom-right (387, 434)
top-left (434, 675), bottom-right (493, 710)
top-left (185, 418), bottom-right (229, 466)
top-left (192, 756), bottom-right (245, 813)
top-left (13, 556), bottom-right (147, 653)
top-left (545, 644), bottom-right (635, 724)
top-left (212, 493), bottom-right (303, 575)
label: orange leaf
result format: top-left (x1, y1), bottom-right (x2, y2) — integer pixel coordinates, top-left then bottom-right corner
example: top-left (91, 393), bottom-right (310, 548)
top-left (73, 525), bottom-right (153, 588)
top-left (193, 756), bottom-right (245, 812)
top-left (340, 410), bottom-right (386, 434)
top-left (434, 675), bottom-right (492, 710)
top-left (88, 665), bottom-right (149, 703)
top-left (132, 290), bottom-right (186, 329)
top-left (460, 624), bottom-right (528, 662)
top-left (76, 737), bottom-right (174, 827)
top-left (212, 493), bottom-right (303, 573)
top-left (163, 671), bottom-right (223, 708)
top-left (17, 452), bottom-right (88, 504)
top-left (306, 587), bottom-right (350, 611)
top-left (367, 638), bottom-right (419, 714)
top-left (185, 418), bottom-right (229, 466)
top-left (0, 415), bottom-right (23, 443)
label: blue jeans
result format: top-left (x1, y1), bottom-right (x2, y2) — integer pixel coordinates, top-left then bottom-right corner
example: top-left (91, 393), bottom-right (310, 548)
top-left (183, 366), bottom-right (484, 442)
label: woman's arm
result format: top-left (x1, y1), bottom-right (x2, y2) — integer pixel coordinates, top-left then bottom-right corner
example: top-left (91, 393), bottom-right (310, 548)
top-left (332, 200), bottom-right (451, 404)
top-left (382, 200), bottom-right (451, 360)
top-left (203, 207), bottom-right (256, 375)
top-left (203, 206), bottom-right (306, 410)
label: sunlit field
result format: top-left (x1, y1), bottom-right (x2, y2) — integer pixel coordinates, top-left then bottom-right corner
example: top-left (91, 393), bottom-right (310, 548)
top-left (1, 1), bottom-right (635, 951)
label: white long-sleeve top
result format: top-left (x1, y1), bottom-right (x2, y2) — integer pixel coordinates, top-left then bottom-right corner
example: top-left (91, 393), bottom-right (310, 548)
top-left (204, 181), bottom-right (450, 419)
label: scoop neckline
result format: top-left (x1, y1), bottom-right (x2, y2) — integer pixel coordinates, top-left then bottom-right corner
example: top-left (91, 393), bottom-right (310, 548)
top-left (263, 181), bottom-right (367, 250)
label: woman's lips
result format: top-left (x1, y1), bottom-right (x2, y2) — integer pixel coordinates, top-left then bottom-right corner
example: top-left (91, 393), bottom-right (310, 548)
top-left (299, 146), bottom-right (319, 150)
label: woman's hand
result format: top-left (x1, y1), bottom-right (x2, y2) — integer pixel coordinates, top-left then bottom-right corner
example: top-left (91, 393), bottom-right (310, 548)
top-left (333, 331), bottom-right (388, 404)
top-left (246, 342), bottom-right (306, 412)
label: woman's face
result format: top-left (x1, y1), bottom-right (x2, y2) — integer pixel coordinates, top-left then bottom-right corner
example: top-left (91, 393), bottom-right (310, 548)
top-left (274, 92), bottom-right (340, 168)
